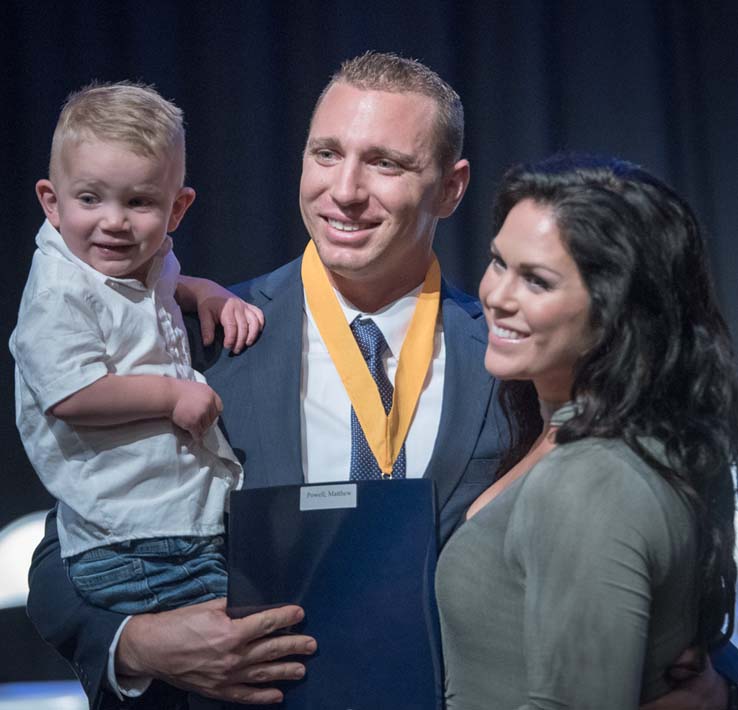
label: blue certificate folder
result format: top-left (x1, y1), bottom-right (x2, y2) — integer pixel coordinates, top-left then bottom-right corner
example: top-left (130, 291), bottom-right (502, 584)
top-left (227, 479), bottom-right (443, 710)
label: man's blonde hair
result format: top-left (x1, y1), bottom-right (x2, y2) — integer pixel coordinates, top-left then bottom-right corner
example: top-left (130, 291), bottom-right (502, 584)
top-left (50, 81), bottom-right (186, 185)
top-left (314, 51), bottom-right (464, 170)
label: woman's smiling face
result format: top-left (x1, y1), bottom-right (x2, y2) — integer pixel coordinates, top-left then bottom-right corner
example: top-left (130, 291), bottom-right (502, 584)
top-left (479, 198), bottom-right (592, 403)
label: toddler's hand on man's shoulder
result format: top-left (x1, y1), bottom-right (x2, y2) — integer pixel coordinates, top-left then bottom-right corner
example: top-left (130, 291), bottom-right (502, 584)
top-left (216, 296), bottom-right (264, 354)
top-left (176, 275), bottom-right (264, 354)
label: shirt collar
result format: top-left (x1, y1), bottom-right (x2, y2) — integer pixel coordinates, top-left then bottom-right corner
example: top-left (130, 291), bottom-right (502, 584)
top-left (330, 284), bottom-right (425, 358)
top-left (35, 219), bottom-right (171, 291)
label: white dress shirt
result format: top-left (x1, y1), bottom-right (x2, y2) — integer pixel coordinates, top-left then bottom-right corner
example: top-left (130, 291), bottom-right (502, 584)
top-left (301, 285), bottom-right (445, 482)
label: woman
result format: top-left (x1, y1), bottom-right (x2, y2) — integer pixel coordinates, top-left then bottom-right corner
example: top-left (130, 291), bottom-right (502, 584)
top-left (435, 155), bottom-right (738, 709)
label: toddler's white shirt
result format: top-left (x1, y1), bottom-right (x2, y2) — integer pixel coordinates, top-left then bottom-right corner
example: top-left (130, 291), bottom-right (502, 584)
top-left (10, 220), bottom-right (242, 558)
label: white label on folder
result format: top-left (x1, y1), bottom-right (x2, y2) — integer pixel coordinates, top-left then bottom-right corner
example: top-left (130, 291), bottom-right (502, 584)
top-left (300, 483), bottom-right (357, 511)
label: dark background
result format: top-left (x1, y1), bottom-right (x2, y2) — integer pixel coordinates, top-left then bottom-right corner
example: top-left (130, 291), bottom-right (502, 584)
top-left (2, 0), bottom-right (737, 529)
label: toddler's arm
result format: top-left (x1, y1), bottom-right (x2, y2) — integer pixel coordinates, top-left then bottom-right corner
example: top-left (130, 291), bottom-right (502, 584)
top-left (176, 275), bottom-right (264, 354)
top-left (50, 374), bottom-right (222, 440)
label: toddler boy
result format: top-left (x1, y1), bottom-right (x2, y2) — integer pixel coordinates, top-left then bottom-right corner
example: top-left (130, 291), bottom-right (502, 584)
top-left (10, 82), bottom-right (259, 614)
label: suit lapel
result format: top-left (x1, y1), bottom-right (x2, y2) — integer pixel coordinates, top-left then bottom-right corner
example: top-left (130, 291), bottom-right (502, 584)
top-left (424, 282), bottom-right (495, 511)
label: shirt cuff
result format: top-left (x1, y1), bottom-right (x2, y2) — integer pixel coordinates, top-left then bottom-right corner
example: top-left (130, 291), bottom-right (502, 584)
top-left (107, 616), bottom-right (153, 699)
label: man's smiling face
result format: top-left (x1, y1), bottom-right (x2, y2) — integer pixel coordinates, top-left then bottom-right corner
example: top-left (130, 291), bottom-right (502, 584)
top-left (299, 82), bottom-right (449, 308)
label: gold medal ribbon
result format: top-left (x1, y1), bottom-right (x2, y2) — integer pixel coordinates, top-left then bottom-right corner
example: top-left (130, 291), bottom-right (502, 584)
top-left (301, 240), bottom-right (440, 476)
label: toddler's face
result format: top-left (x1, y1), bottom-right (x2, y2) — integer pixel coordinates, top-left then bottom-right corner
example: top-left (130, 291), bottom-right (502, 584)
top-left (37, 138), bottom-right (194, 281)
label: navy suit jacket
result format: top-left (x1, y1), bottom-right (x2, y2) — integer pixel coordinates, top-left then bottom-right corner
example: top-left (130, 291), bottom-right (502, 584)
top-left (27, 258), bottom-right (507, 708)
top-left (195, 257), bottom-right (506, 545)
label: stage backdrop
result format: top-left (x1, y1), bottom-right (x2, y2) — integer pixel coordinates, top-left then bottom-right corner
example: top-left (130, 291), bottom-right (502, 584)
top-left (2, 0), bottom-right (737, 527)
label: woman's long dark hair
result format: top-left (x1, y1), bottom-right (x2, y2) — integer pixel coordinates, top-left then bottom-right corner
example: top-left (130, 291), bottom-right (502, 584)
top-left (492, 154), bottom-right (738, 650)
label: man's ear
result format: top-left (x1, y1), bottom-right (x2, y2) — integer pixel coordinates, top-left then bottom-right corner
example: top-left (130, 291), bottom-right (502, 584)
top-left (437, 159), bottom-right (470, 219)
top-left (36, 179), bottom-right (61, 228)
top-left (168, 187), bottom-right (196, 232)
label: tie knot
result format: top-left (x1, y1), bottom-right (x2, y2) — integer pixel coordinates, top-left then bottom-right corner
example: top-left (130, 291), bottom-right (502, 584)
top-left (350, 317), bottom-right (388, 363)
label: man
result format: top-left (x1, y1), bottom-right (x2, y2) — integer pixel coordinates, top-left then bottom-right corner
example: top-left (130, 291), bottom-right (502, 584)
top-left (27, 53), bottom-right (733, 709)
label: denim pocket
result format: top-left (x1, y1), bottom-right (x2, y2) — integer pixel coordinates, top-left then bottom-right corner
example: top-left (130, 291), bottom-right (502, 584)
top-left (66, 538), bottom-right (227, 613)
top-left (68, 553), bottom-right (144, 591)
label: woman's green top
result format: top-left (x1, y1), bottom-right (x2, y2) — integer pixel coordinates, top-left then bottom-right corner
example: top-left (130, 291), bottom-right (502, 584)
top-left (436, 407), bottom-right (697, 709)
